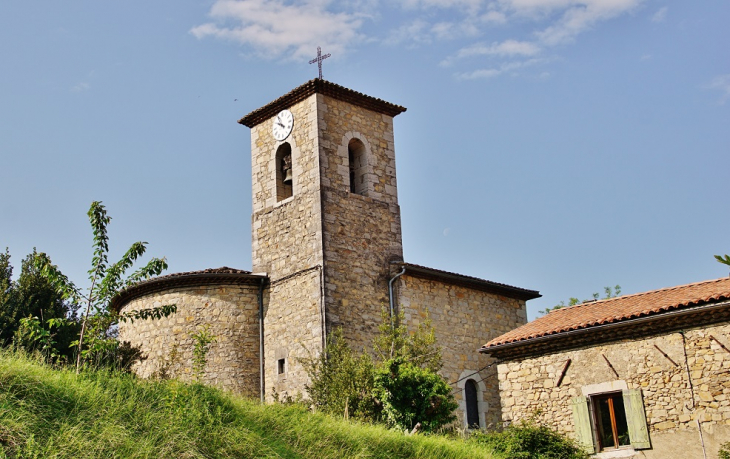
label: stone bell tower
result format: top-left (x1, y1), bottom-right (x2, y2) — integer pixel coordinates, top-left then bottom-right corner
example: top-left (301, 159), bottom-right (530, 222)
top-left (239, 79), bottom-right (407, 396)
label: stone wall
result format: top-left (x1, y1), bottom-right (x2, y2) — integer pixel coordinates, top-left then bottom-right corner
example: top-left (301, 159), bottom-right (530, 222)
top-left (397, 275), bottom-right (528, 428)
top-left (250, 93), bottom-right (326, 400)
top-left (117, 284), bottom-right (260, 397)
top-left (496, 322), bottom-right (730, 458)
top-left (250, 94), bottom-right (323, 277)
top-left (316, 94), bottom-right (404, 353)
top-left (263, 268), bottom-right (324, 400)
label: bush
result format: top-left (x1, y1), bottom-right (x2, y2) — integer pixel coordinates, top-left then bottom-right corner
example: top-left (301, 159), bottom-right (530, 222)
top-left (469, 421), bottom-right (590, 459)
top-left (302, 310), bottom-right (458, 432)
top-left (302, 328), bottom-right (378, 420)
top-left (373, 357), bottom-right (457, 433)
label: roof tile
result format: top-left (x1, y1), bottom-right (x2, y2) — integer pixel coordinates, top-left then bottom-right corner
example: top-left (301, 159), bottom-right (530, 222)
top-left (483, 277), bottom-right (730, 349)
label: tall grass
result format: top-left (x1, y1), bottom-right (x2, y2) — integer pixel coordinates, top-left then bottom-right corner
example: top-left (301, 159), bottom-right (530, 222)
top-left (0, 350), bottom-right (493, 459)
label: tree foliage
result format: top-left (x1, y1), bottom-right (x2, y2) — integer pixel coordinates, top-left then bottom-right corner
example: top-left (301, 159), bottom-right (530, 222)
top-left (539, 285), bottom-right (621, 316)
top-left (302, 328), bottom-right (377, 421)
top-left (469, 420), bottom-right (590, 459)
top-left (374, 357), bottom-right (457, 432)
top-left (34, 201), bottom-right (176, 372)
top-left (0, 249), bottom-right (78, 359)
top-left (716, 254), bottom-right (730, 268)
top-left (302, 309), bottom-right (457, 433)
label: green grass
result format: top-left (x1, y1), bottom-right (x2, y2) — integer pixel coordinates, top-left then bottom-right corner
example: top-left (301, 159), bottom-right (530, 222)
top-left (0, 350), bottom-right (494, 459)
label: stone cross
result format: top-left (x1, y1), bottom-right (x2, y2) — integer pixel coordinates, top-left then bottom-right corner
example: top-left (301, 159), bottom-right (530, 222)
top-left (309, 46), bottom-right (331, 79)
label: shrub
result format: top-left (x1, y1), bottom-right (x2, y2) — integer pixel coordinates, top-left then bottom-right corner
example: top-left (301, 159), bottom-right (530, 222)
top-left (719, 442), bottom-right (730, 459)
top-left (469, 421), bottom-right (590, 459)
top-left (302, 310), bottom-right (458, 432)
top-left (373, 357), bottom-right (457, 433)
top-left (302, 328), bottom-right (378, 420)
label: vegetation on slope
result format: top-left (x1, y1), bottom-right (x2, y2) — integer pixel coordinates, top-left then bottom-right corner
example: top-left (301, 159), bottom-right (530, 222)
top-left (0, 350), bottom-right (493, 459)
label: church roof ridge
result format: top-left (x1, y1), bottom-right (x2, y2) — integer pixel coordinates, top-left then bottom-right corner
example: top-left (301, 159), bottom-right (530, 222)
top-left (395, 261), bottom-right (541, 301)
top-left (238, 78), bottom-right (407, 128)
top-left (110, 267), bottom-right (267, 312)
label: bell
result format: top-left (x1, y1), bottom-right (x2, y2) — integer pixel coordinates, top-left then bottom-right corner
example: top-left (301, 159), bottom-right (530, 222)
top-left (283, 168), bottom-right (293, 184)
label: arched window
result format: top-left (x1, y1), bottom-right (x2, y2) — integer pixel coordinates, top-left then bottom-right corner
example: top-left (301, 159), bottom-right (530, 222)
top-left (347, 139), bottom-right (366, 195)
top-left (276, 143), bottom-right (293, 201)
top-left (465, 379), bottom-right (480, 429)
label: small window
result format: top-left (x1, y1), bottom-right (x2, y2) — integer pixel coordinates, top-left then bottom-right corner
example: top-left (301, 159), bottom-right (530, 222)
top-left (276, 143), bottom-right (293, 202)
top-left (465, 379), bottom-right (480, 429)
top-left (593, 392), bottom-right (630, 450)
top-left (277, 358), bottom-right (286, 375)
top-left (571, 389), bottom-right (650, 453)
top-left (347, 139), bottom-right (366, 195)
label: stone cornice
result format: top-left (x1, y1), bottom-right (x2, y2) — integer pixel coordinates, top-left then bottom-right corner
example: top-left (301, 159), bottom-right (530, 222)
top-left (394, 262), bottom-right (541, 301)
top-left (238, 79), bottom-right (407, 128)
top-left (111, 271), bottom-right (268, 312)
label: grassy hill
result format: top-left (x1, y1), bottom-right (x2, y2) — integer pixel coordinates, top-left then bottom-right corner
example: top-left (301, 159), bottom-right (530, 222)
top-left (0, 351), bottom-right (495, 459)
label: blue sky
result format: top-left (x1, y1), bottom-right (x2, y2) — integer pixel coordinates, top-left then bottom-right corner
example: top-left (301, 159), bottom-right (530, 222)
top-left (1, 0), bottom-right (728, 320)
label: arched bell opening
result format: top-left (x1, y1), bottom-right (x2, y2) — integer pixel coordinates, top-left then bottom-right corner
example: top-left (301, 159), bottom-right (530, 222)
top-left (276, 143), bottom-right (293, 202)
top-left (347, 138), bottom-right (367, 195)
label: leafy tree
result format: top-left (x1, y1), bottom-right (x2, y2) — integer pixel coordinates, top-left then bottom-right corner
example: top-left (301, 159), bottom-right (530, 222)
top-left (36, 201), bottom-right (176, 373)
top-left (0, 249), bottom-right (16, 345)
top-left (540, 285), bottom-right (621, 316)
top-left (373, 309), bottom-right (443, 374)
top-left (0, 249), bottom-right (77, 356)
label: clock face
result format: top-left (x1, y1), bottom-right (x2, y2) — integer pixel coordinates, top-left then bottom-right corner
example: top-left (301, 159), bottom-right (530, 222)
top-left (272, 109), bottom-right (294, 141)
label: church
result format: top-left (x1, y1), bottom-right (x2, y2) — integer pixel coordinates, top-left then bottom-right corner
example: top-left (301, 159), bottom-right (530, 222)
top-left (113, 78), bottom-right (541, 429)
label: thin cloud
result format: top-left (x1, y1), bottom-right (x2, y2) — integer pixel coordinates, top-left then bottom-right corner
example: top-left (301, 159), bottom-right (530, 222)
top-left (651, 6), bottom-right (667, 23)
top-left (456, 68), bottom-right (501, 80)
top-left (455, 57), bottom-right (548, 79)
top-left (190, 0), bottom-right (365, 60)
top-left (442, 39), bottom-right (540, 66)
top-left (706, 74), bottom-right (730, 105)
top-left (384, 19), bottom-right (432, 45)
top-left (530, 0), bottom-right (645, 46)
top-left (191, 0), bottom-right (649, 79)
top-left (71, 82), bottom-right (90, 92)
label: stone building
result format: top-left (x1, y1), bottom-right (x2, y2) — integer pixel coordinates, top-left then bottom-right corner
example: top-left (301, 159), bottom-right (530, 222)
top-left (113, 79), bottom-right (540, 428)
top-left (481, 276), bottom-right (730, 458)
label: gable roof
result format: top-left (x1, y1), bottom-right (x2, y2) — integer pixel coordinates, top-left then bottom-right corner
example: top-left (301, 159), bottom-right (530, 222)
top-left (481, 277), bottom-right (730, 358)
top-left (238, 78), bottom-right (406, 128)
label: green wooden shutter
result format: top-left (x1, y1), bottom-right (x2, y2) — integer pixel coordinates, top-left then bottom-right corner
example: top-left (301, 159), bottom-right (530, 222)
top-left (623, 389), bottom-right (651, 449)
top-left (570, 396), bottom-right (595, 453)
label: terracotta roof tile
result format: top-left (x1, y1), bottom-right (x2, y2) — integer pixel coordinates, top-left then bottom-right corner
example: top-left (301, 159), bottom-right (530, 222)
top-left (482, 277), bottom-right (730, 349)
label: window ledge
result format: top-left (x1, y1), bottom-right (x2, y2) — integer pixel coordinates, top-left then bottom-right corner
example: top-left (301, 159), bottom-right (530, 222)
top-left (593, 447), bottom-right (637, 459)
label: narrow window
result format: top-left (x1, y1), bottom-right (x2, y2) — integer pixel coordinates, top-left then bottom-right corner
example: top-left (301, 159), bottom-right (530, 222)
top-left (276, 143), bottom-right (293, 202)
top-left (592, 392), bottom-right (630, 450)
top-left (347, 139), bottom-right (366, 195)
top-left (277, 358), bottom-right (286, 375)
top-left (464, 379), bottom-right (480, 429)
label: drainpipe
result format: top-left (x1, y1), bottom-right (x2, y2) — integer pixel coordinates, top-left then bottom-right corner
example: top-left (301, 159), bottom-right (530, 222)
top-left (388, 266), bottom-right (406, 328)
top-left (258, 278), bottom-right (265, 403)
